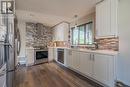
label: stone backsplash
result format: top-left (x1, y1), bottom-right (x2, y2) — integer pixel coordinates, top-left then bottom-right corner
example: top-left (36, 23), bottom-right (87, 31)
top-left (70, 37), bottom-right (119, 51)
top-left (51, 37), bottom-right (119, 51)
top-left (26, 22), bottom-right (53, 48)
top-left (95, 37), bottom-right (119, 51)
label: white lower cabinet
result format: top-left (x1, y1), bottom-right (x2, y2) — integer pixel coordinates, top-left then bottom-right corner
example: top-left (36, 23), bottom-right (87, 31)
top-left (93, 54), bottom-right (114, 86)
top-left (93, 54), bottom-right (108, 84)
top-left (72, 51), bottom-right (80, 71)
top-left (66, 50), bottom-right (116, 87)
top-left (66, 50), bottom-right (73, 67)
top-left (53, 48), bottom-right (57, 61)
top-left (48, 48), bottom-right (54, 61)
top-left (26, 49), bottom-right (34, 66)
top-left (79, 52), bottom-right (93, 77)
top-left (93, 54), bottom-right (115, 87)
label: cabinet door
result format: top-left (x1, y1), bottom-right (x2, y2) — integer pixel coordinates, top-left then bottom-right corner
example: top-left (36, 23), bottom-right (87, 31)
top-left (96, 1), bottom-right (103, 37)
top-left (26, 49), bottom-right (34, 65)
top-left (80, 52), bottom-right (93, 77)
top-left (72, 51), bottom-right (80, 71)
top-left (66, 50), bottom-right (73, 67)
top-left (110, 0), bottom-right (118, 36)
top-left (48, 48), bottom-right (54, 61)
top-left (53, 48), bottom-right (57, 61)
top-left (96, 0), bottom-right (111, 38)
top-left (93, 54), bottom-right (114, 86)
top-left (63, 23), bottom-right (69, 41)
top-left (52, 22), bottom-right (69, 41)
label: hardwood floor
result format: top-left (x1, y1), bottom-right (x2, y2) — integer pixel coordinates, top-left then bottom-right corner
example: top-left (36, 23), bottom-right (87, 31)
top-left (15, 62), bottom-right (102, 87)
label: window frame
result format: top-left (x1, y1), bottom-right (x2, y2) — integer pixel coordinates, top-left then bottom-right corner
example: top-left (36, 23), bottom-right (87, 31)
top-left (71, 21), bottom-right (93, 45)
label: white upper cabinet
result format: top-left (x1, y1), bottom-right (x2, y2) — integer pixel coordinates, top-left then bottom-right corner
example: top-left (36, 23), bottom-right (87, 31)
top-left (110, 0), bottom-right (118, 36)
top-left (96, 0), bottom-right (118, 38)
top-left (53, 22), bottom-right (69, 41)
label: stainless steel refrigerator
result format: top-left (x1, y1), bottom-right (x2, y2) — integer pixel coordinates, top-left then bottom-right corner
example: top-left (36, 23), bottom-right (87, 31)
top-left (0, 16), bottom-right (7, 87)
top-left (4, 15), bottom-right (15, 87)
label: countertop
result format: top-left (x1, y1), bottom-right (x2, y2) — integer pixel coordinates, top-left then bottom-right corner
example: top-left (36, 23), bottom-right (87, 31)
top-left (48, 47), bottom-right (118, 56)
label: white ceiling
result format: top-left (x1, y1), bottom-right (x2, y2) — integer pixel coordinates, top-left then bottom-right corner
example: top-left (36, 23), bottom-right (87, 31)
top-left (16, 0), bottom-right (101, 27)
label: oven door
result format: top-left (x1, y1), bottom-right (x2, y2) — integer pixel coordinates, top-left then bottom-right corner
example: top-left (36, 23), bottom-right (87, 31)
top-left (34, 50), bottom-right (48, 64)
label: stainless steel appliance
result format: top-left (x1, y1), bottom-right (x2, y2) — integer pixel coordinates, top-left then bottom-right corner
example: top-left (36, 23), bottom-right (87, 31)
top-left (34, 49), bottom-right (48, 64)
top-left (0, 1), bottom-right (15, 87)
top-left (5, 15), bottom-right (15, 87)
top-left (57, 48), bottom-right (64, 64)
top-left (0, 25), bottom-right (7, 87)
top-left (0, 15), bottom-right (15, 87)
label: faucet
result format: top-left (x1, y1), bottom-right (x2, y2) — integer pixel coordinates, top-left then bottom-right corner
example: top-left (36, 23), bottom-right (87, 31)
top-left (93, 42), bottom-right (98, 49)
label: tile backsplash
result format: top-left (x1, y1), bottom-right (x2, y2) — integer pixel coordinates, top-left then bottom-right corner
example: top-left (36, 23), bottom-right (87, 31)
top-left (72, 37), bottom-right (119, 51)
top-left (95, 37), bottom-right (119, 51)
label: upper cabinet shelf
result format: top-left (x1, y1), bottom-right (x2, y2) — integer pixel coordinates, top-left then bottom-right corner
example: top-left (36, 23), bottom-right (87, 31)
top-left (96, 0), bottom-right (118, 38)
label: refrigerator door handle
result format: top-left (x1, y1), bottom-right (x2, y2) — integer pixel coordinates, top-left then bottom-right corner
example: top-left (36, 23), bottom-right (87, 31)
top-left (4, 43), bottom-right (13, 48)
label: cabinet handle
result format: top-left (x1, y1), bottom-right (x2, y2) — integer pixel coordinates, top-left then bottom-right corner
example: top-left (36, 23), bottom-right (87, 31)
top-left (90, 54), bottom-right (91, 60)
top-left (69, 50), bottom-right (72, 55)
top-left (93, 54), bottom-right (95, 61)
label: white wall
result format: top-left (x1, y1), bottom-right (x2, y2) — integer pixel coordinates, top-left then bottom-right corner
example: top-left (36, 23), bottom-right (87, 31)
top-left (118, 0), bottom-right (130, 86)
top-left (17, 20), bottom-right (26, 63)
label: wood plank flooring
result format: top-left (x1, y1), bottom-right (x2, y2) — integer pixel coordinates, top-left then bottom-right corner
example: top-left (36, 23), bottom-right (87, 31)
top-left (15, 62), bottom-right (102, 87)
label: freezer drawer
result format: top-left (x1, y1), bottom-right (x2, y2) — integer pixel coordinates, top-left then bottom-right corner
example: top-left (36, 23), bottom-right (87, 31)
top-left (6, 46), bottom-right (15, 71)
top-left (0, 64), bottom-right (6, 87)
top-left (7, 71), bottom-right (15, 87)
top-left (0, 73), bottom-right (6, 87)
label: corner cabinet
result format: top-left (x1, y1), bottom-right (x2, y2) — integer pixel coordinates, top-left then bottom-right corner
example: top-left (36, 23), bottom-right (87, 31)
top-left (92, 54), bottom-right (116, 87)
top-left (96, 0), bottom-right (118, 38)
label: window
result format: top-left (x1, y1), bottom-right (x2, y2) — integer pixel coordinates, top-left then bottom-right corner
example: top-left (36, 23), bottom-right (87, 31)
top-left (71, 22), bottom-right (93, 45)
